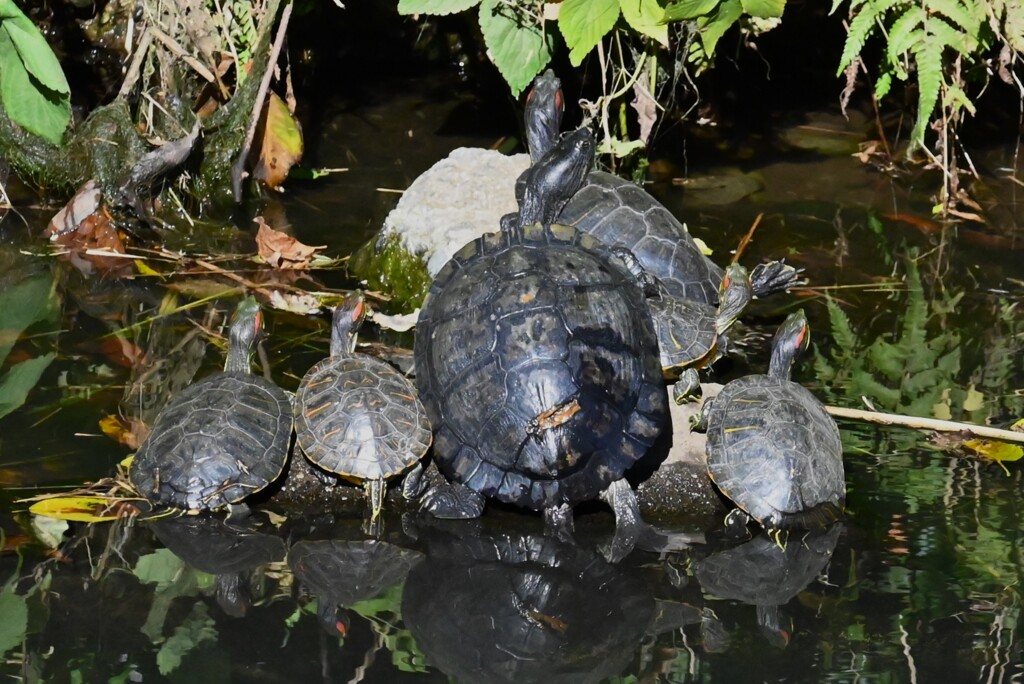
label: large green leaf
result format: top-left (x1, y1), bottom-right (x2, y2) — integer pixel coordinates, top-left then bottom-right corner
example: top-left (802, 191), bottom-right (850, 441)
top-left (0, 0), bottom-right (69, 94)
top-left (740, 0), bottom-right (785, 18)
top-left (156, 603), bottom-right (218, 676)
top-left (0, 273), bottom-right (58, 365)
top-left (664, 0), bottom-right (720, 21)
top-left (697, 0), bottom-right (743, 57)
top-left (0, 29), bottom-right (69, 144)
top-left (0, 353), bottom-right (55, 420)
top-left (620, 0), bottom-right (669, 45)
top-left (479, 0), bottom-right (553, 95)
top-left (0, 577), bottom-right (28, 657)
top-left (396, 0), bottom-right (481, 15)
top-left (560, 0), bottom-right (620, 66)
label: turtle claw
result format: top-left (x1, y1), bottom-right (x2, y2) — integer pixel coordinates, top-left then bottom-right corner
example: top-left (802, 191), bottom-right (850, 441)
top-left (750, 260), bottom-right (805, 298)
top-left (420, 482), bottom-right (485, 520)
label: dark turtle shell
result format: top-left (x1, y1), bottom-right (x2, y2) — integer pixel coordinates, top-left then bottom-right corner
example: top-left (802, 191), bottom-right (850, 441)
top-left (649, 295), bottom-right (719, 374)
top-left (131, 371), bottom-right (292, 512)
top-left (558, 171), bottom-right (725, 305)
top-left (294, 355), bottom-right (431, 482)
top-left (703, 375), bottom-right (845, 530)
top-left (414, 222), bottom-right (667, 511)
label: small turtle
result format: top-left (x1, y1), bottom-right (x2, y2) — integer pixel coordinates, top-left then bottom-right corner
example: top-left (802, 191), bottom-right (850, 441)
top-left (294, 293), bottom-right (431, 533)
top-left (693, 310), bottom-right (846, 542)
top-left (130, 297), bottom-right (292, 514)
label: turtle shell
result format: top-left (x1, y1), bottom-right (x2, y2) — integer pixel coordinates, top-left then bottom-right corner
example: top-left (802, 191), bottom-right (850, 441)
top-left (558, 171), bottom-right (725, 305)
top-left (414, 222), bottom-right (667, 511)
top-left (648, 295), bottom-right (719, 374)
top-left (703, 375), bottom-right (845, 530)
top-left (130, 371), bottom-right (291, 512)
top-left (294, 355), bottom-right (431, 482)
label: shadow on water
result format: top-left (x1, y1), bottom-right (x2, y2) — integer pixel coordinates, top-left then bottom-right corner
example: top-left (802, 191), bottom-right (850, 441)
top-left (2, 10), bottom-right (1024, 681)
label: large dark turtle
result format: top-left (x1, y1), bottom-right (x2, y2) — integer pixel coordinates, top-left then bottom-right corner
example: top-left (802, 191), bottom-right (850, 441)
top-left (693, 523), bottom-right (842, 648)
top-left (294, 292), bottom-right (431, 532)
top-left (693, 310), bottom-right (845, 541)
top-left (151, 515), bottom-right (286, 617)
top-left (524, 70), bottom-right (801, 305)
top-left (130, 297), bottom-right (292, 513)
top-left (401, 527), bottom-right (699, 684)
top-left (413, 127), bottom-right (667, 559)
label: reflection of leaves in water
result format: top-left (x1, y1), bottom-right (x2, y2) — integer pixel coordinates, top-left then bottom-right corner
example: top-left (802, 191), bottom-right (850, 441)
top-left (134, 549), bottom-right (211, 642)
top-left (156, 602), bottom-right (218, 676)
top-left (349, 583), bottom-right (430, 674)
top-left (0, 566), bottom-right (29, 657)
top-left (0, 274), bottom-right (59, 420)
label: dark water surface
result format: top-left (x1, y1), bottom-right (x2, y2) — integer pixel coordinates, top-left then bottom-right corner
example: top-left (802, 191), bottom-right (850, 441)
top-left (1, 63), bottom-right (1023, 683)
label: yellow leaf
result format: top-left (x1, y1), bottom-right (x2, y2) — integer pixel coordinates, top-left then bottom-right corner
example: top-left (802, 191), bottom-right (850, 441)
top-left (964, 439), bottom-right (1023, 476)
top-left (254, 92), bottom-right (303, 191)
top-left (134, 259), bottom-right (162, 277)
top-left (29, 495), bottom-right (141, 522)
top-left (962, 385), bottom-right (985, 412)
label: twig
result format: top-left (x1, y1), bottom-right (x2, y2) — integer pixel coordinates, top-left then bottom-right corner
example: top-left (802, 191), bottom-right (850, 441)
top-left (231, 1), bottom-right (294, 202)
top-left (825, 405), bottom-right (1024, 445)
top-left (149, 27), bottom-right (216, 83)
top-left (118, 26), bottom-right (154, 98)
top-left (732, 212), bottom-right (764, 264)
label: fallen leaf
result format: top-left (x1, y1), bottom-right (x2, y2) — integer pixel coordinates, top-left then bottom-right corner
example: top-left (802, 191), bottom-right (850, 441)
top-left (964, 438), bottom-right (1023, 476)
top-left (29, 495), bottom-right (141, 523)
top-left (254, 92), bottom-right (303, 191)
top-left (100, 414), bottom-right (149, 449)
top-left (47, 186), bottom-right (129, 276)
top-left (630, 71), bottom-right (658, 146)
top-left (369, 308), bottom-right (419, 332)
top-left (255, 217), bottom-right (325, 269)
top-left (267, 289), bottom-right (321, 315)
top-left (44, 180), bottom-right (102, 239)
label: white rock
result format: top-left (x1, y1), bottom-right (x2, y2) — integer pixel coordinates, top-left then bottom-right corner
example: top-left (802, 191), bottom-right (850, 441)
top-left (381, 148), bottom-right (530, 275)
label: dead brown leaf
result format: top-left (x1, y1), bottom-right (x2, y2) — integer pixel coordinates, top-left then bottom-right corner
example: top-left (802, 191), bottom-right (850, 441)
top-left (254, 92), bottom-right (304, 191)
top-left (255, 216), bottom-right (325, 269)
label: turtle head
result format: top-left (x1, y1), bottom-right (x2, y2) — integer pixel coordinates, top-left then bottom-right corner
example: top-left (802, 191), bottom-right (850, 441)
top-left (225, 296), bottom-right (263, 373)
top-left (516, 127), bottom-right (594, 229)
top-left (715, 263), bottom-right (752, 334)
top-left (524, 69), bottom-right (564, 163)
top-left (768, 309), bottom-right (810, 380)
top-left (330, 291), bottom-right (366, 357)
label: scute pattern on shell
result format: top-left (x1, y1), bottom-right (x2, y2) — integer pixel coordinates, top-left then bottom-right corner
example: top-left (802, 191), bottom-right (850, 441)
top-left (650, 296), bottom-right (719, 371)
top-left (558, 171), bottom-right (724, 305)
top-left (704, 375), bottom-right (845, 530)
top-left (295, 355), bottom-right (431, 481)
top-left (414, 222), bottom-right (667, 511)
top-left (131, 371), bottom-right (292, 511)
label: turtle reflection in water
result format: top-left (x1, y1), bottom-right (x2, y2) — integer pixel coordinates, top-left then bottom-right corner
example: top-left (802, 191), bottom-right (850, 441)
top-left (288, 538), bottom-right (423, 636)
top-left (130, 297), bottom-right (292, 514)
top-left (151, 515), bottom-right (286, 617)
top-left (693, 524), bottom-right (842, 648)
top-left (402, 529), bottom-right (699, 684)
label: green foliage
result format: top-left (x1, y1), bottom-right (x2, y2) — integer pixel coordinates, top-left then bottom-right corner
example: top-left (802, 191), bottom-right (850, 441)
top-left (0, 565), bottom-right (28, 658)
top-left (156, 603), bottom-right (218, 675)
top-left (561, 0), bottom-right (620, 67)
top-left (834, 0), bottom-right (1008, 150)
top-left (0, 273), bottom-right (59, 421)
top-left (0, 0), bottom-right (70, 145)
top-left (478, 0), bottom-right (554, 95)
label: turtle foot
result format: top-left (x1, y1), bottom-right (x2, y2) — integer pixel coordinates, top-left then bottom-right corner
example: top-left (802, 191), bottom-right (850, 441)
top-left (750, 260), bottom-right (805, 298)
top-left (420, 482), bottom-right (485, 520)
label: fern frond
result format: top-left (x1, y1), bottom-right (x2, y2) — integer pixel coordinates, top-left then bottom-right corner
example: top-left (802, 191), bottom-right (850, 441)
top-left (944, 82), bottom-right (976, 115)
top-left (874, 70), bottom-right (893, 98)
top-left (926, 14), bottom-right (978, 55)
top-left (886, 6), bottom-right (924, 59)
top-left (837, 0), bottom-right (899, 73)
top-left (824, 296), bottom-right (861, 355)
top-left (927, 0), bottom-right (981, 33)
top-left (910, 40), bottom-right (944, 147)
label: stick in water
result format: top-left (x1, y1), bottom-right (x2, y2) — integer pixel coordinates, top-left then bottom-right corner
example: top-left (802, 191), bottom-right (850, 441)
top-left (825, 404), bottom-right (1024, 446)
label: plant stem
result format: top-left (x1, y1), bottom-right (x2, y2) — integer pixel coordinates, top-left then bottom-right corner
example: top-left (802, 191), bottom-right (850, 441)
top-left (825, 405), bottom-right (1024, 445)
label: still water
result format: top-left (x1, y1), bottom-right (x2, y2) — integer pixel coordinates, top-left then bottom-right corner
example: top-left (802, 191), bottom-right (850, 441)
top-left (1, 66), bottom-right (1023, 682)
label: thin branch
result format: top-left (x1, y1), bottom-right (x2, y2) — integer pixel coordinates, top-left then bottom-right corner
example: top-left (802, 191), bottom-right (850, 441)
top-left (825, 405), bottom-right (1024, 445)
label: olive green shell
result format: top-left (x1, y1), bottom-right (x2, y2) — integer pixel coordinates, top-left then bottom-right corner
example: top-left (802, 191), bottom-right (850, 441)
top-left (649, 296), bottom-right (719, 374)
top-left (130, 371), bottom-right (292, 512)
top-left (703, 375), bottom-right (845, 531)
top-left (294, 355), bottom-right (431, 482)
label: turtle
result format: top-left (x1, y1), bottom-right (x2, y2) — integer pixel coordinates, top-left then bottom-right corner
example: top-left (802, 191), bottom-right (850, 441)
top-left (288, 538), bottom-right (423, 636)
top-left (130, 297), bottom-right (292, 514)
top-left (522, 69), bottom-right (802, 306)
top-left (151, 515), bottom-right (286, 617)
top-left (692, 310), bottom-right (846, 542)
top-left (412, 126), bottom-right (667, 560)
top-left (294, 292), bottom-right (431, 534)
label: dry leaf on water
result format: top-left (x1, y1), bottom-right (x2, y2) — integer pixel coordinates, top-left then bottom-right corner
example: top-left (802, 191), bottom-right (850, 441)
top-left (45, 181), bottom-right (129, 275)
top-left (255, 216), bottom-right (325, 269)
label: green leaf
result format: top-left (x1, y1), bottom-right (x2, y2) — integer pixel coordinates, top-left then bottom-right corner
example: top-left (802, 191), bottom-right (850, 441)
top-left (396, 0), bottom-right (481, 14)
top-left (479, 0), bottom-right (553, 95)
top-left (928, 0), bottom-right (979, 32)
top-left (0, 1), bottom-right (69, 94)
top-left (664, 0), bottom-right (720, 21)
top-left (0, 353), bottom-right (54, 420)
top-left (620, 0), bottom-right (669, 45)
top-left (886, 6), bottom-right (923, 59)
top-left (0, 29), bottom-right (70, 144)
top-left (0, 273), bottom-right (58, 366)
top-left (836, 0), bottom-right (899, 74)
top-left (740, 0), bottom-right (785, 18)
top-left (697, 0), bottom-right (743, 58)
top-left (559, 0), bottom-right (619, 66)
top-left (0, 575), bottom-right (28, 657)
top-left (156, 603), bottom-right (217, 675)
top-left (134, 549), bottom-right (189, 588)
